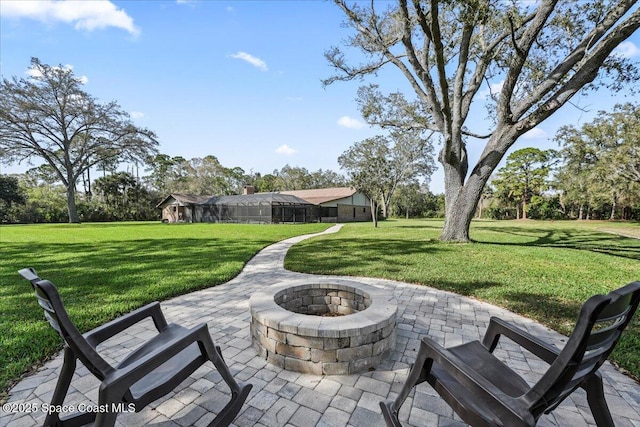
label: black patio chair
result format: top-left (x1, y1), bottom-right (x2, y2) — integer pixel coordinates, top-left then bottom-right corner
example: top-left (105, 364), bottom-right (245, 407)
top-left (19, 268), bottom-right (252, 427)
top-left (381, 282), bottom-right (640, 427)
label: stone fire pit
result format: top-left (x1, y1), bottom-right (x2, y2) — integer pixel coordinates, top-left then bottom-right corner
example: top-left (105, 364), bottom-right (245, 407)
top-left (249, 279), bottom-right (397, 375)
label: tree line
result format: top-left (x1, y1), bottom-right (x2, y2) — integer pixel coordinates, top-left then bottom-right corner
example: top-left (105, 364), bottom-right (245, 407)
top-left (483, 104), bottom-right (640, 221)
top-left (0, 160), bottom-right (352, 223)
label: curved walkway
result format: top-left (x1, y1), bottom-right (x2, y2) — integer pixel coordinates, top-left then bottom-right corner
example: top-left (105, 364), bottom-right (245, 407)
top-left (3, 225), bottom-right (640, 427)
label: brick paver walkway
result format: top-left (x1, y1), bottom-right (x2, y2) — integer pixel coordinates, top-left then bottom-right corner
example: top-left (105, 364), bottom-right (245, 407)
top-left (3, 225), bottom-right (640, 427)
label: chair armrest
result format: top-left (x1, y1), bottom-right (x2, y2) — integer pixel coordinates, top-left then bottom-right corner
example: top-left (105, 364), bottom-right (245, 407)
top-left (101, 323), bottom-right (211, 393)
top-left (421, 337), bottom-right (535, 425)
top-left (482, 317), bottom-right (560, 364)
top-left (85, 302), bottom-right (169, 347)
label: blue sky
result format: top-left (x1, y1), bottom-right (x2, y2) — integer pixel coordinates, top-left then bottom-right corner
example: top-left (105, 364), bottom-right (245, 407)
top-left (1, 1), bottom-right (639, 194)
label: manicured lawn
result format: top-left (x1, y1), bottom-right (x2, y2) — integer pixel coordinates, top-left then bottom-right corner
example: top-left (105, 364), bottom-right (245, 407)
top-left (0, 221), bottom-right (330, 400)
top-left (286, 219), bottom-right (640, 379)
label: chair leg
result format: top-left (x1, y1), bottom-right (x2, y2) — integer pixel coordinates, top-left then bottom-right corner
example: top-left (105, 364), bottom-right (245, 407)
top-left (584, 374), bottom-right (615, 427)
top-left (43, 347), bottom-right (75, 426)
top-left (198, 337), bottom-right (252, 427)
top-left (207, 382), bottom-right (253, 427)
top-left (380, 341), bottom-right (433, 427)
top-left (44, 347), bottom-right (98, 427)
top-left (94, 387), bottom-right (123, 427)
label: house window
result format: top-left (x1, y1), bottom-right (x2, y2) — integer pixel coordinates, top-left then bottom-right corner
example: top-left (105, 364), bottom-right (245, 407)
top-left (319, 207), bottom-right (337, 217)
top-left (353, 207), bottom-right (356, 218)
top-left (362, 207), bottom-right (366, 213)
top-left (173, 206), bottom-right (177, 212)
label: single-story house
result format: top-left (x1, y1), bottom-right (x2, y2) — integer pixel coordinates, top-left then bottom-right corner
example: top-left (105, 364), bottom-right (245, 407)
top-left (280, 187), bottom-right (371, 223)
top-left (157, 193), bottom-right (212, 223)
top-left (157, 186), bottom-right (371, 224)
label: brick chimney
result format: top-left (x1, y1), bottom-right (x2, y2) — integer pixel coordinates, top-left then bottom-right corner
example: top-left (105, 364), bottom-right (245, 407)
top-left (243, 185), bottom-right (256, 195)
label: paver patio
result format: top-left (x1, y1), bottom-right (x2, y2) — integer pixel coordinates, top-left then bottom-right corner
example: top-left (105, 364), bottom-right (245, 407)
top-left (3, 224), bottom-right (640, 427)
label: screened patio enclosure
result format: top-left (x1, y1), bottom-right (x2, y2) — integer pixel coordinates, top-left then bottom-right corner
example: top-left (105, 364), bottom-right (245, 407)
top-left (204, 193), bottom-right (318, 224)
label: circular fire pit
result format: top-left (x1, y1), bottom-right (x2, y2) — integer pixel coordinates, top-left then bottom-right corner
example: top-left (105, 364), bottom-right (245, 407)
top-left (249, 279), bottom-right (397, 375)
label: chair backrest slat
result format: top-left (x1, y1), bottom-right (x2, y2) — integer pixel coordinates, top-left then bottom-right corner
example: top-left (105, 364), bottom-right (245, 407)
top-left (526, 282), bottom-right (640, 417)
top-left (34, 287), bottom-right (65, 336)
top-left (19, 268), bottom-right (114, 381)
top-left (600, 291), bottom-right (635, 319)
top-left (586, 327), bottom-right (621, 351)
top-left (44, 310), bottom-right (64, 335)
top-left (584, 335), bottom-right (618, 360)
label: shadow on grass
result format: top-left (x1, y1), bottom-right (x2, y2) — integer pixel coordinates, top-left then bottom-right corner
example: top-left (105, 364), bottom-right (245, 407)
top-left (3, 237), bottom-right (268, 315)
top-left (286, 237), bottom-right (445, 275)
top-left (395, 224), bottom-right (444, 230)
top-left (474, 226), bottom-right (640, 260)
top-left (287, 237), bottom-right (506, 296)
top-left (499, 290), bottom-right (584, 335)
top-left (19, 221), bottom-right (165, 229)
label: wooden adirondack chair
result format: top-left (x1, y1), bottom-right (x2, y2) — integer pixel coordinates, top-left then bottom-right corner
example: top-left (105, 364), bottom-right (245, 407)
top-left (19, 267), bottom-right (252, 427)
top-left (381, 282), bottom-right (640, 427)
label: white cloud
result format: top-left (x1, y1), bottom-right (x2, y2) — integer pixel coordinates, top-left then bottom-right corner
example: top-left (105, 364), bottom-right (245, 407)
top-left (614, 41), bottom-right (640, 59)
top-left (490, 81), bottom-right (504, 94)
top-left (1, 0), bottom-right (140, 36)
top-left (26, 63), bottom-right (88, 84)
top-left (523, 127), bottom-right (547, 139)
top-left (337, 116), bottom-right (365, 129)
top-left (25, 68), bottom-right (43, 78)
top-left (481, 80), bottom-right (504, 99)
top-left (230, 52), bottom-right (268, 71)
top-left (130, 111), bottom-right (145, 119)
top-left (275, 144), bottom-right (296, 155)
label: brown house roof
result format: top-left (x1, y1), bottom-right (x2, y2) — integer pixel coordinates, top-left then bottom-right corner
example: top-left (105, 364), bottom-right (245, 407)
top-left (280, 187), bottom-right (358, 205)
top-left (157, 188), bottom-right (363, 209)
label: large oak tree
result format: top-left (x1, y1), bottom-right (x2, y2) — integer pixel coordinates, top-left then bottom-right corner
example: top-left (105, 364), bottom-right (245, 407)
top-left (0, 58), bottom-right (158, 223)
top-left (326, 0), bottom-right (640, 241)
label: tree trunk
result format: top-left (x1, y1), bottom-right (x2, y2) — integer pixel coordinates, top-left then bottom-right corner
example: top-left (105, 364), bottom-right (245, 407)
top-left (440, 139), bottom-right (473, 241)
top-left (381, 196), bottom-right (388, 218)
top-left (440, 192), bottom-right (477, 241)
top-left (440, 175), bottom-right (484, 242)
top-left (87, 168), bottom-right (92, 200)
top-left (66, 185), bottom-right (80, 223)
top-left (370, 199), bottom-right (378, 228)
top-left (578, 204), bottom-right (584, 220)
top-left (610, 192), bottom-right (617, 220)
top-left (522, 197), bottom-right (528, 220)
top-left (439, 125), bottom-right (516, 242)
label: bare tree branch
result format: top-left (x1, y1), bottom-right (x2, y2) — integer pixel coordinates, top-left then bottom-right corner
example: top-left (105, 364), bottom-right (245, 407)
top-left (512, 0), bottom-right (639, 121)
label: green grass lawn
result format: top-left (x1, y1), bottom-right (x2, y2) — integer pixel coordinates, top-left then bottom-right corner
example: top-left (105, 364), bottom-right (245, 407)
top-left (2, 219), bottom-right (639, 402)
top-left (286, 219), bottom-right (640, 379)
top-left (0, 221), bottom-right (330, 400)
